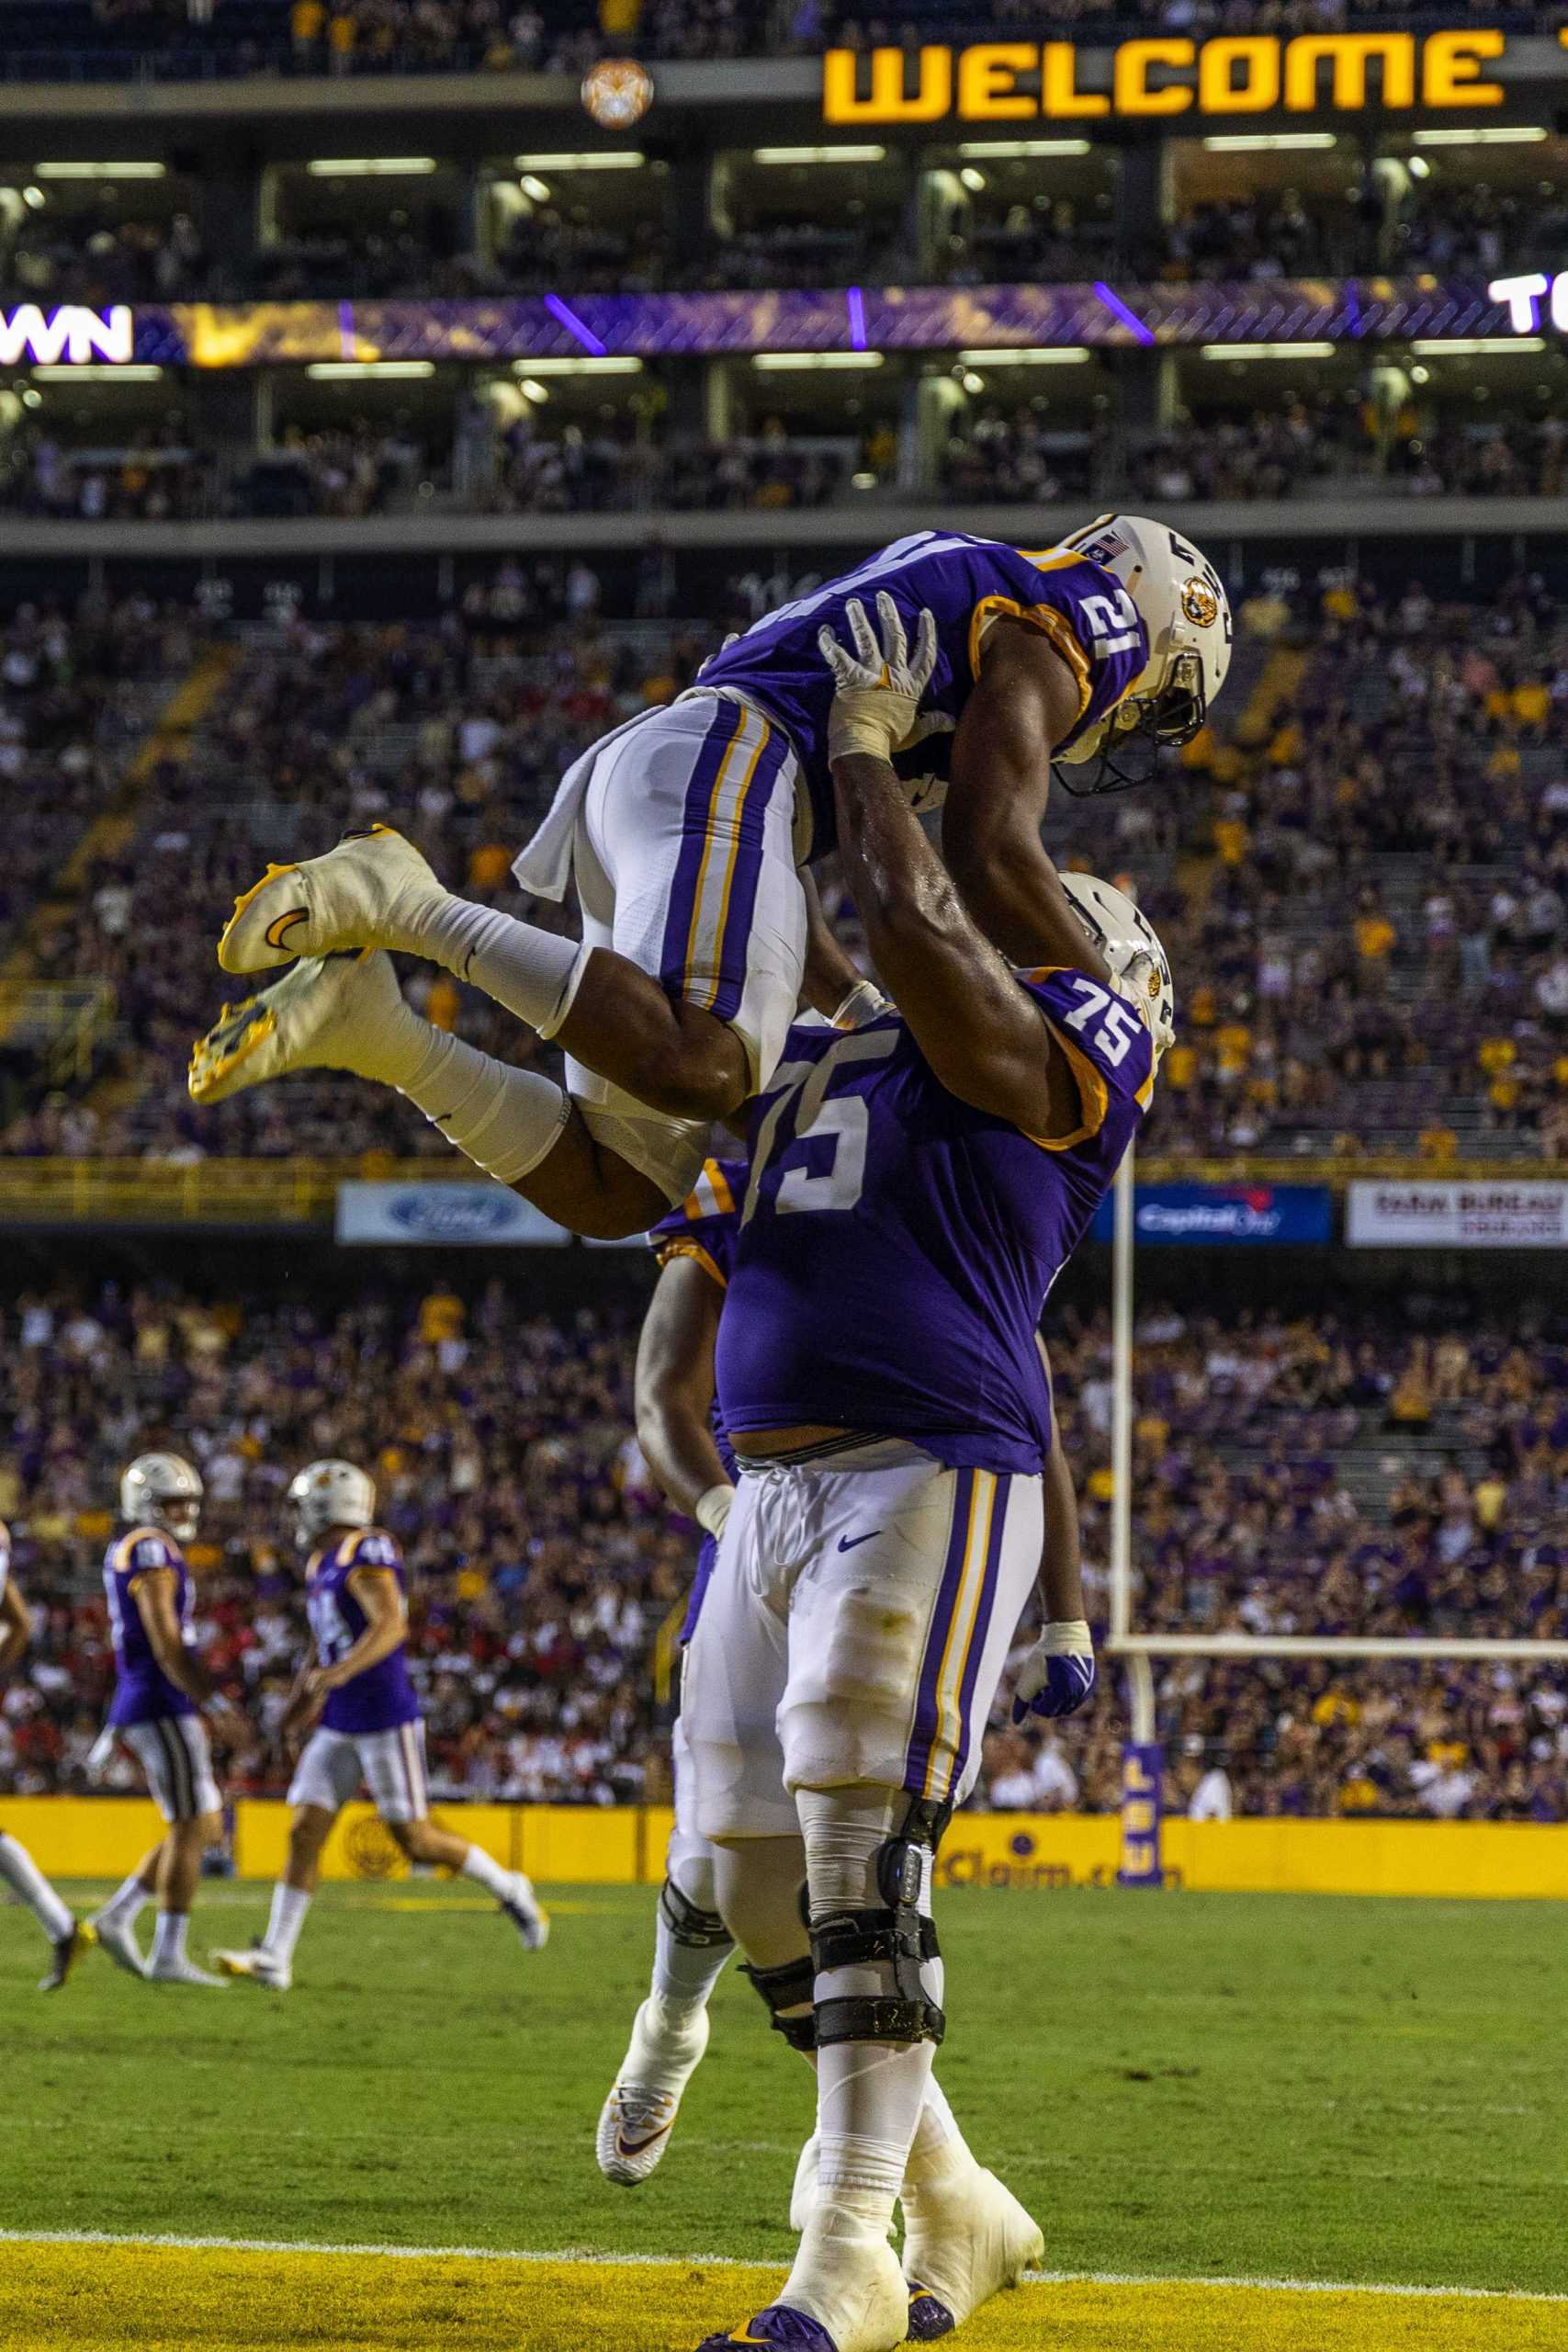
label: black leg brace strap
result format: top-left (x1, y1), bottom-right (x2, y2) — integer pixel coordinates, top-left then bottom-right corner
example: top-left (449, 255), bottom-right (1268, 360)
top-left (659, 1876), bottom-right (732, 1951)
top-left (740, 1955), bottom-right (818, 2052)
top-left (807, 1791), bottom-right (953, 2049)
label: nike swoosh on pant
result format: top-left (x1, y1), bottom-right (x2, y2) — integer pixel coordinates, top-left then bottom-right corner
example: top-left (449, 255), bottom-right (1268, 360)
top-left (837, 1531), bottom-right (882, 1553)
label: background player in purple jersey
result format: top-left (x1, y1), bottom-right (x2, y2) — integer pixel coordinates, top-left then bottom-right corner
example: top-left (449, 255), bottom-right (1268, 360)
top-left (597, 1158), bottom-right (744, 2188)
top-left (215, 1458), bottom-right (546, 1991)
top-left (685, 600), bottom-right (1170, 2352)
top-left (189, 517), bottom-right (1227, 1242)
top-left (0, 1519), bottom-right (91, 1991)
top-left (89, 1453), bottom-right (248, 1988)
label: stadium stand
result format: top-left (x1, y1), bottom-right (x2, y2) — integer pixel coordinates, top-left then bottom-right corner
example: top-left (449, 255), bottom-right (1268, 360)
top-left (3, 574), bottom-right (1566, 1161)
top-left (3, 1277), bottom-right (1562, 1820)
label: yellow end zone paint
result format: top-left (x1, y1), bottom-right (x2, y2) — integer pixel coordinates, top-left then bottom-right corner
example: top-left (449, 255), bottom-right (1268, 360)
top-left (4, 2244), bottom-right (1567, 2352)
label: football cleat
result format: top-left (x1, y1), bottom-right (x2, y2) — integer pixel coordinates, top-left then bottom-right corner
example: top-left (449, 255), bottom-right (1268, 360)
top-left (217, 824), bottom-right (446, 975)
top-left (188, 948), bottom-right (406, 1106)
top-left (213, 1942), bottom-right (292, 1992)
top-left (694, 2308), bottom-right (842, 2351)
top-left (148, 1952), bottom-right (230, 1988)
top-left (899, 2163), bottom-right (1042, 2335)
top-left (501, 1872), bottom-right (549, 1952)
top-left (91, 1913), bottom-right (148, 1979)
top-left (39, 1920), bottom-right (93, 1993)
top-left (597, 1996), bottom-right (711, 2186)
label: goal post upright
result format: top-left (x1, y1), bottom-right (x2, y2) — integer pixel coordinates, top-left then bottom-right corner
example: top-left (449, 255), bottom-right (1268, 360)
top-left (1108, 1143), bottom-right (1163, 1884)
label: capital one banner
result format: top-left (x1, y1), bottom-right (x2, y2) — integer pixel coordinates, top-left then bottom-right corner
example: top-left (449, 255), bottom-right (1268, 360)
top-left (1090, 1182), bottom-right (1333, 1244)
top-left (1347, 1179), bottom-right (1568, 1249)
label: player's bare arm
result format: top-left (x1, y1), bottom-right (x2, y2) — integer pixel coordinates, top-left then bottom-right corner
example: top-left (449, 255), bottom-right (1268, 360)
top-left (821, 598), bottom-right (1111, 1143)
top-left (131, 1568), bottom-right (244, 1743)
top-left (1012, 1383), bottom-right (1096, 1724)
top-left (635, 1255), bottom-right (729, 1523)
top-left (0, 1574), bottom-right (31, 1676)
top-left (942, 622), bottom-right (1103, 969)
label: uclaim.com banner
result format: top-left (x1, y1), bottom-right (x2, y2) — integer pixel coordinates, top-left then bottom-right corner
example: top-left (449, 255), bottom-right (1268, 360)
top-left (1347, 1179), bottom-right (1568, 1249)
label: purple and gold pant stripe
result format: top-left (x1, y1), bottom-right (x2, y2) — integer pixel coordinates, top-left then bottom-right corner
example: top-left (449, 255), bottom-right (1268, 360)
top-left (905, 1468), bottom-right (1010, 1805)
top-left (658, 698), bottom-right (792, 1023)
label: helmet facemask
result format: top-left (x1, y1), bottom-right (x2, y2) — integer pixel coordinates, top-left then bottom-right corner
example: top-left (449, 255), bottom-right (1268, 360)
top-left (1055, 649), bottom-right (1208, 798)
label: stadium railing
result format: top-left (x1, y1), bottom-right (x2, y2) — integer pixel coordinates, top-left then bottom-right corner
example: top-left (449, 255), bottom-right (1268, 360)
top-left (0, 1150), bottom-right (1551, 1226)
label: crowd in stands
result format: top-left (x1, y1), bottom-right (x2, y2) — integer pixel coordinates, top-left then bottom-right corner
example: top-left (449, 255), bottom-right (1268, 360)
top-left (5, 569), bottom-right (1568, 1160)
top-left (2, 1280), bottom-right (1563, 1820)
top-left (16, 0), bottom-right (1568, 82)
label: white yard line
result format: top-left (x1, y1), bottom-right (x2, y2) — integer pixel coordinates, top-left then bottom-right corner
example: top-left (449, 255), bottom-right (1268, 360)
top-left (0, 2228), bottom-right (1562, 2304)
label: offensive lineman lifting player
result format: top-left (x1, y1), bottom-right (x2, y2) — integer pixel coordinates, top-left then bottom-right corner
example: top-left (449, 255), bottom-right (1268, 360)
top-left (187, 519), bottom-right (1228, 1238)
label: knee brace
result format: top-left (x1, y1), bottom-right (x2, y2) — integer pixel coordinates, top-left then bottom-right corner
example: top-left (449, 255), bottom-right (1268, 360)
top-left (808, 1793), bottom-right (951, 2051)
top-left (740, 1954), bottom-right (818, 2053)
top-left (659, 1874), bottom-right (733, 1951)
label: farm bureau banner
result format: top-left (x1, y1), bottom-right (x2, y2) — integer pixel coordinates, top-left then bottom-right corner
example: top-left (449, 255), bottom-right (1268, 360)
top-left (1346, 1180), bottom-right (1568, 1248)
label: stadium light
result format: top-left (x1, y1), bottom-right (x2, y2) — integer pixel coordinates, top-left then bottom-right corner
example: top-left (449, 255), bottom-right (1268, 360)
top-left (956, 347), bottom-right (1089, 367)
top-left (752, 351), bottom-right (885, 369)
top-left (1413, 126), bottom-right (1547, 145)
top-left (305, 158), bottom-right (439, 176)
top-left (1201, 342), bottom-right (1337, 359)
top-left (517, 379), bottom-right (548, 402)
top-left (519, 175), bottom-right (551, 202)
top-left (1202, 133), bottom-right (1337, 151)
top-left (959, 168), bottom-right (987, 192)
top-left (513, 356), bottom-right (642, 375)
top-left (1410, 337), bottom-right (1545, 355)
top-left (35, 161), bottom-right (165, 179)
top-left (751, 146), bottom-right (886, 166)
top-left (956, 140), bottom-right (1090, 158)
top-left (513, 152), bottom-right (645, 171)
top-left (33, 363), bottom-right (163, 380)
top-left (306, 360), bottom-right (437, 378)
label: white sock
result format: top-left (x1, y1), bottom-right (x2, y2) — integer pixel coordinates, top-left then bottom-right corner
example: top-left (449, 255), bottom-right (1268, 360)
top-left (0, 1833), bottom-right (73, 1942)
top-left (265, 1883), bottom-right (311, 1964)
top-left (396, 1026), bottom-right (571, 1184)
top-left (459, 1845), bottom-right (512, 1899)
top-left (652, 1912), bottom-right (733, 2018)
top-left (152, 1911), bottom-right (189, 1967)
top-left (97, 1868), bottom-right (152, 1928)
top-left (417, 898), bottom-right (588, 1040)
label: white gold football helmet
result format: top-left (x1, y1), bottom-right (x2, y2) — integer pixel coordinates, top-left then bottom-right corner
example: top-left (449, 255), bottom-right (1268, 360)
top-left (1059, 871), bottom-right (1176, 1069)
top-left (1054, 514), bottom-right (1232, 794)
top-left (288, 1459), bottom-right (376, 1547)
top-left (119, 1452), bottom-right (203, 1542)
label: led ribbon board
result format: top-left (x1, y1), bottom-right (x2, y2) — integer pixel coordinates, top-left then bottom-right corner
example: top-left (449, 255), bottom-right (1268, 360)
top-left (18, 284), bottom-right (1542, 369)
top-left (822, 31), bottom-right (1518, 125)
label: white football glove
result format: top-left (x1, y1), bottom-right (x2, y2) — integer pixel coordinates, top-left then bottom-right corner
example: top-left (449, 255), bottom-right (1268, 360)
top-left (818, 592), bottom-right (939, 764)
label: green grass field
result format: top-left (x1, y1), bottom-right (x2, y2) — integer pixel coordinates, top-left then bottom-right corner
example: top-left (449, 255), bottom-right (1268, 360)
top-left (5, 1874), bottom-right (1565, 2307)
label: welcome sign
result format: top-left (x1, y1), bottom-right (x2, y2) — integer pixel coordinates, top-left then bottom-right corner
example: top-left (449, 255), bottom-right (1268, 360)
top-left (824, 30), bottom-right (1523, 126)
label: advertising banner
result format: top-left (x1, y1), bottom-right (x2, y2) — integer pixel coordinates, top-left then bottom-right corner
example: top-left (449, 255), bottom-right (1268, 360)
top-left (1346, 1180), bottom-right (1568, 1249)
top-left (335, 1181), bottom-right (570, 1247)
top-left (1089, 1182), bottom-right (1333, 1244)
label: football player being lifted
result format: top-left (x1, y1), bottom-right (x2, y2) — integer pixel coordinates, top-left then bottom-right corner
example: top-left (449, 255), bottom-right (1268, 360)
top-left (190, 520), bottom-right (1226, 1241)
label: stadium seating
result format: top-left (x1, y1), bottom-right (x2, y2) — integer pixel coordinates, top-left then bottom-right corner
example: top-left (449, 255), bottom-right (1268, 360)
top-left (3, 576), bottom-right (1564, 1162)
top-left (3, 1278), bottom-right (1562, 1820)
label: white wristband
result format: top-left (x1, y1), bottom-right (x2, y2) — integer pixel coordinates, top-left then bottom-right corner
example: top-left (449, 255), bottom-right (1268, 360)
top-left (694, 1483), bottom-right (735, 1540)
top-left (1042, 1619), bottom-right (1093, 1656)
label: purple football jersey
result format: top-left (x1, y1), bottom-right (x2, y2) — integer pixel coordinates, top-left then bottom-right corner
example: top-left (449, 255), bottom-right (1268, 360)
top-left (104, 1528), bottom-right (197, 1725)
top-left (649, 1156), bottom-right (745, 1641)
top-left (696, 532), bottom-right (1147, 858)
top-left (306, 1529), bottom-right (420, 1736)
top-left (716, 969), bottom-right (1154, 1474)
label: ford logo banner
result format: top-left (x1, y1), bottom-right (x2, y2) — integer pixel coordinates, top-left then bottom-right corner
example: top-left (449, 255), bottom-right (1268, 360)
top-left (335, 1182), bottom-right (571, 1247)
